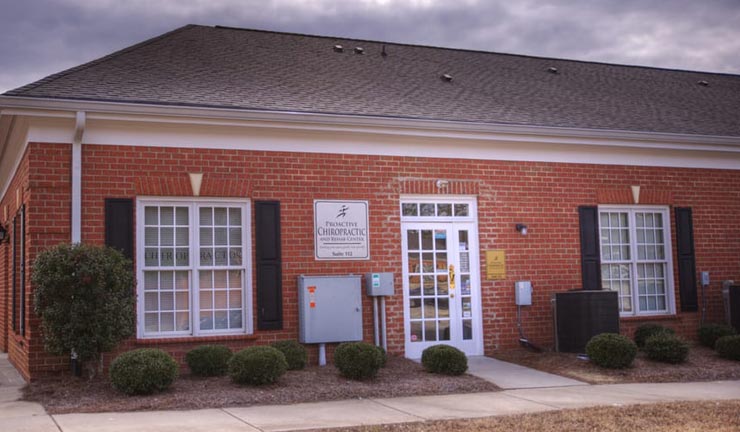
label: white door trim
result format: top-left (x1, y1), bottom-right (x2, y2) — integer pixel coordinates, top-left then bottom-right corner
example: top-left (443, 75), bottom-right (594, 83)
top-left (400, 196), bottom-right (483, 358)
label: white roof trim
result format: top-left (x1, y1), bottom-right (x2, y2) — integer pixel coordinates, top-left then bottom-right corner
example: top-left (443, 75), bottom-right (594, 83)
top-left (2, 95), bottom-right (740, 153)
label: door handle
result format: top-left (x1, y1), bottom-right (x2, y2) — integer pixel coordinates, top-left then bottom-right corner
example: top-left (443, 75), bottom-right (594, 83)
top-left (449, 264), bottom-right (455, 289)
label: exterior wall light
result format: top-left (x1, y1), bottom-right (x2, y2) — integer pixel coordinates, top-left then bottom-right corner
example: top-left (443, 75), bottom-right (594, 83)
top-left (0, 225), bottom-right (7, 242)
top-left (435, 179), bottom-right (449, 189)
top-left (516, 224), bottom-right (528, 236)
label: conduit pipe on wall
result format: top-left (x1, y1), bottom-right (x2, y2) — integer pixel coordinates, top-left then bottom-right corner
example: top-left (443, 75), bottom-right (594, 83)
top-left (380, 296), bottom-right (387, 351)
top-left (71, 111), bottom-right (85, 243)
top-left (373, 297), bottom-right (380, 346)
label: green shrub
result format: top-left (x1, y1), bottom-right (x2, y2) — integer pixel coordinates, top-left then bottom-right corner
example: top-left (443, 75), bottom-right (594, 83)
top-left (715, 335), bottom-right (740, 361)
top-left (334, 342), bottom-right (383, 380)
top-left (271, 340), bottom-right (307, 370)
top-left (421, 344), bottom-right (468, 375)
top-left (376, 346), bottom-right (387, 368)
top-left (643, 333), bottom-right (689, 364)
top-left (185, 345), bottom-right (233, 376)
top-left (585, 333), bottom-right (637, 369)
top-left (698, 324), bottom-right (737, 348)
top-left (634, 324), bottom-right (675, 348)
top-left (32, 244), bottom-right (135, 372)
top-left (110, 349), bottom-right (178, 395)
top-left (229, 346), bottom-right (287, 385)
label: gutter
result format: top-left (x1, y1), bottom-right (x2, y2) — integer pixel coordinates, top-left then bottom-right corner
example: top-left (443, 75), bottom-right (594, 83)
top-left (1, 95), bottom-right (740, 151)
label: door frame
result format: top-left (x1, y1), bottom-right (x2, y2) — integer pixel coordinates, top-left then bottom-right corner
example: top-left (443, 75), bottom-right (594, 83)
top-left (399, 196), bottom-right (483, 358)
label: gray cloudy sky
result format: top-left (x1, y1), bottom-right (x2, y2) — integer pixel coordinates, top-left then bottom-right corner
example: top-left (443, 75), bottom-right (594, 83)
top-left (2, 0), bottom-right (740, 93)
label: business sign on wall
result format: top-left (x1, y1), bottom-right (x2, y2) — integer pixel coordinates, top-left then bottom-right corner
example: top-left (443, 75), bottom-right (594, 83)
top-left (314, 200), bottom-right (369, 260)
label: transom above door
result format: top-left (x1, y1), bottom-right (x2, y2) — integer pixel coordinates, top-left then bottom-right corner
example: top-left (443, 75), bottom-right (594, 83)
top-left (400, 197), bottom-right (482, 358)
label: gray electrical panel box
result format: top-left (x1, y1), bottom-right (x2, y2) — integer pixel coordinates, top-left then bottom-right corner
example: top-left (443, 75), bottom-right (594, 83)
top-left (515, 281), bottom-right (533, 306)
top-left (298, 275), bottom-right (363, 344)
top-left (365, 272), bottom-right (394, 296)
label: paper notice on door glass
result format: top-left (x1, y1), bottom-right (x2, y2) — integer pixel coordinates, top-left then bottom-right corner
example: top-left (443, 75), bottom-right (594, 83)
top-left (461, 276), bottom-right (471, 295)
top-left (460, 252), bottom-right (469, 273)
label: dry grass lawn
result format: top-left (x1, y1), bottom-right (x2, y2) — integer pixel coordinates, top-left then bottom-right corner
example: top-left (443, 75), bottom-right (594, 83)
top-left (494, 344), bottom-right (740, 384)
top-left (312, 400), bottom-right (740, 432)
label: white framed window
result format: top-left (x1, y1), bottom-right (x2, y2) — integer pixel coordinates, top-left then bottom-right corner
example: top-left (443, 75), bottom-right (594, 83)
top-left (400, 196), bottom-right (478, 222)
top-left (599, 206), bottom-right (675, 316)
top-left (136, 198), bottom-right (252, 338)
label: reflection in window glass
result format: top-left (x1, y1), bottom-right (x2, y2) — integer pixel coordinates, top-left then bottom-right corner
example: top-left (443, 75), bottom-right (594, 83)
top-left (402, 203), bottom-right (418, 216)
top-left (437, 204), bottom-right (452, 216)
top-left (420, 203), bottom-right (435, 216)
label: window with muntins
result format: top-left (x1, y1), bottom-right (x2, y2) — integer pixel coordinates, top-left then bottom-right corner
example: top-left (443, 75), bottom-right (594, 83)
top-left (599, 206), bottom-right (674, 316)
top-left (137, 199), bottom-right (251, 338)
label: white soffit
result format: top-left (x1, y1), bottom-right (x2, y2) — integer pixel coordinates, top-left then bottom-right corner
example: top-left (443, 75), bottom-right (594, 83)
top-left (2, 96), bottom-right (740, 172)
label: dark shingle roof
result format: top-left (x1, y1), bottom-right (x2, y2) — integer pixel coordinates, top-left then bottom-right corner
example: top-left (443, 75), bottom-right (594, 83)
top-left (5, 24), bottom-right (740, 136)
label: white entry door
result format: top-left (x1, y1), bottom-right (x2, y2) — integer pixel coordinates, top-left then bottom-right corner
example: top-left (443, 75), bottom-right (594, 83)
top-left (400, 198), bottom-right (483, 358)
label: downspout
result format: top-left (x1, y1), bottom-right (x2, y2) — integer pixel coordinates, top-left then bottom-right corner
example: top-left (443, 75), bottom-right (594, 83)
top-left (71, 111), bottom-right (85, 243)
top-left (70, 111), bottom-right (85, 376)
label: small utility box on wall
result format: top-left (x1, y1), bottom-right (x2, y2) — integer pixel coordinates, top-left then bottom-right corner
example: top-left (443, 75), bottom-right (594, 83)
top-left (515, 281), bottom-right (533, 306)
top-left (298, 275), bottom-right (363, 344)
top-left (365, 272), bottom-right (394, 296)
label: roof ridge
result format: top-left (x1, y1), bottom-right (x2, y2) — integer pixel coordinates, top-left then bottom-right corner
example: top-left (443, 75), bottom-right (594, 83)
top-left (4, 25), bottom-right (197, 96)
top-left (212, 24), bottom-right (740, 78)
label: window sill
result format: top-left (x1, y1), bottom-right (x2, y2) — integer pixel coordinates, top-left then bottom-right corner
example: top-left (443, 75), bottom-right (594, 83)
top-left (620, 314), bottom-right (680, 322)
top-left (136, 334), bottom-right (258, 345)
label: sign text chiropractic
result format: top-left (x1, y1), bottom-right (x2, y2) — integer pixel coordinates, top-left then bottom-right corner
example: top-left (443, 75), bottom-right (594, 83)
top-left (314, 200), bottom-right (369, 260)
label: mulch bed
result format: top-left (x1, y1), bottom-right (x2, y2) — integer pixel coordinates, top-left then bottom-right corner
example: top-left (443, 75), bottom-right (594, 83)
top-left (494, 344), bottom-right (740, 384)
top-left (23, 356), bottom-right (499, 414)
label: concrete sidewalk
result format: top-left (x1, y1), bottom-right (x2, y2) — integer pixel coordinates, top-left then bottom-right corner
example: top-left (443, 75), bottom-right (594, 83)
top-left (39, 380), bottom-right (740, 432)
top-left (467, 356), bottom-right (586, 389)
top-left (2, 351), bottom-right (740, 432)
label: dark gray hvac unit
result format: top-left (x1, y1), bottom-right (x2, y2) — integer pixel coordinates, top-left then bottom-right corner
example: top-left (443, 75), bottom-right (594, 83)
top-left (724, 285), bottom-right (740, 332)
top-left (553, 290), bottom-right (620, 353)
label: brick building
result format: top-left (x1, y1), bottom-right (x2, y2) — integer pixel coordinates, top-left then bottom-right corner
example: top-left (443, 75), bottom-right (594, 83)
top-left (1, 25), bottom-right (739, 380)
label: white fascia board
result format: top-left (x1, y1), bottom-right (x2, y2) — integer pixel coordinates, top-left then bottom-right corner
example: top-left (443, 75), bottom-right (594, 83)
top-left (2, 95), bottom-right (740, 153)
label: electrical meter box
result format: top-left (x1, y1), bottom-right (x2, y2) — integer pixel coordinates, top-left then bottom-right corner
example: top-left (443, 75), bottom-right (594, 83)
top-left (365, 272), bottom-right (394, 296)
top-left (515, 281), bottom-right (533, 306)
top-left (298, 275), bottom-right (363, 344)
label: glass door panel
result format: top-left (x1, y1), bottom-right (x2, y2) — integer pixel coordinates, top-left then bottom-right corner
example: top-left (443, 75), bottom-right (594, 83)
top-left (457, 229), bottom-right (473, 341)
top-left (406, 228), bottom-right (451, 343)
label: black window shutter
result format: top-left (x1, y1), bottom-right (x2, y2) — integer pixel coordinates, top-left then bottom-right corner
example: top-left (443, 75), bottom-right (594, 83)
top-left (675, 207), bottom-right (698, 312)
top-left (579, 206), bottom-right (602, 290)
top-left (255, 201), bottom-right (283, 330)
top-left (105, 199), bottom-right (134, 261)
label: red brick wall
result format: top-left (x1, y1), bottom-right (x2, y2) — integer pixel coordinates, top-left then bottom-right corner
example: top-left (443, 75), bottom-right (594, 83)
top-left (0, 146), bottom-right (33, 380)
top-left (7, 142), bottom-right (740, 378)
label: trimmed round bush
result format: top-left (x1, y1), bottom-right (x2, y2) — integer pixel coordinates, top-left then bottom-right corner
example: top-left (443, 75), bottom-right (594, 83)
top-left (643, 333), bottom-right (689, 364)
top-left (634, 324), bottom-right (675, 348)
top-left (110, 349), bottom-right (178, 395)
top-left (334, 342), bottom-right (383, 380)
top-left (229, 346), bottom-right (287, 385)
top-left (421, 344), bottom-right (468, 376)
top-left (585, 333), bottom-right (637, 369)
top-left (376, 346), bottom-right (387, 368)
top-left (698, 324), bottom-right (737, 348)
top-left (715, 335), bottom-right (740, 361)
top-left (271, 340), bottom-right (307, 370)
top-left (185, 345), bottom-right (233, 376)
